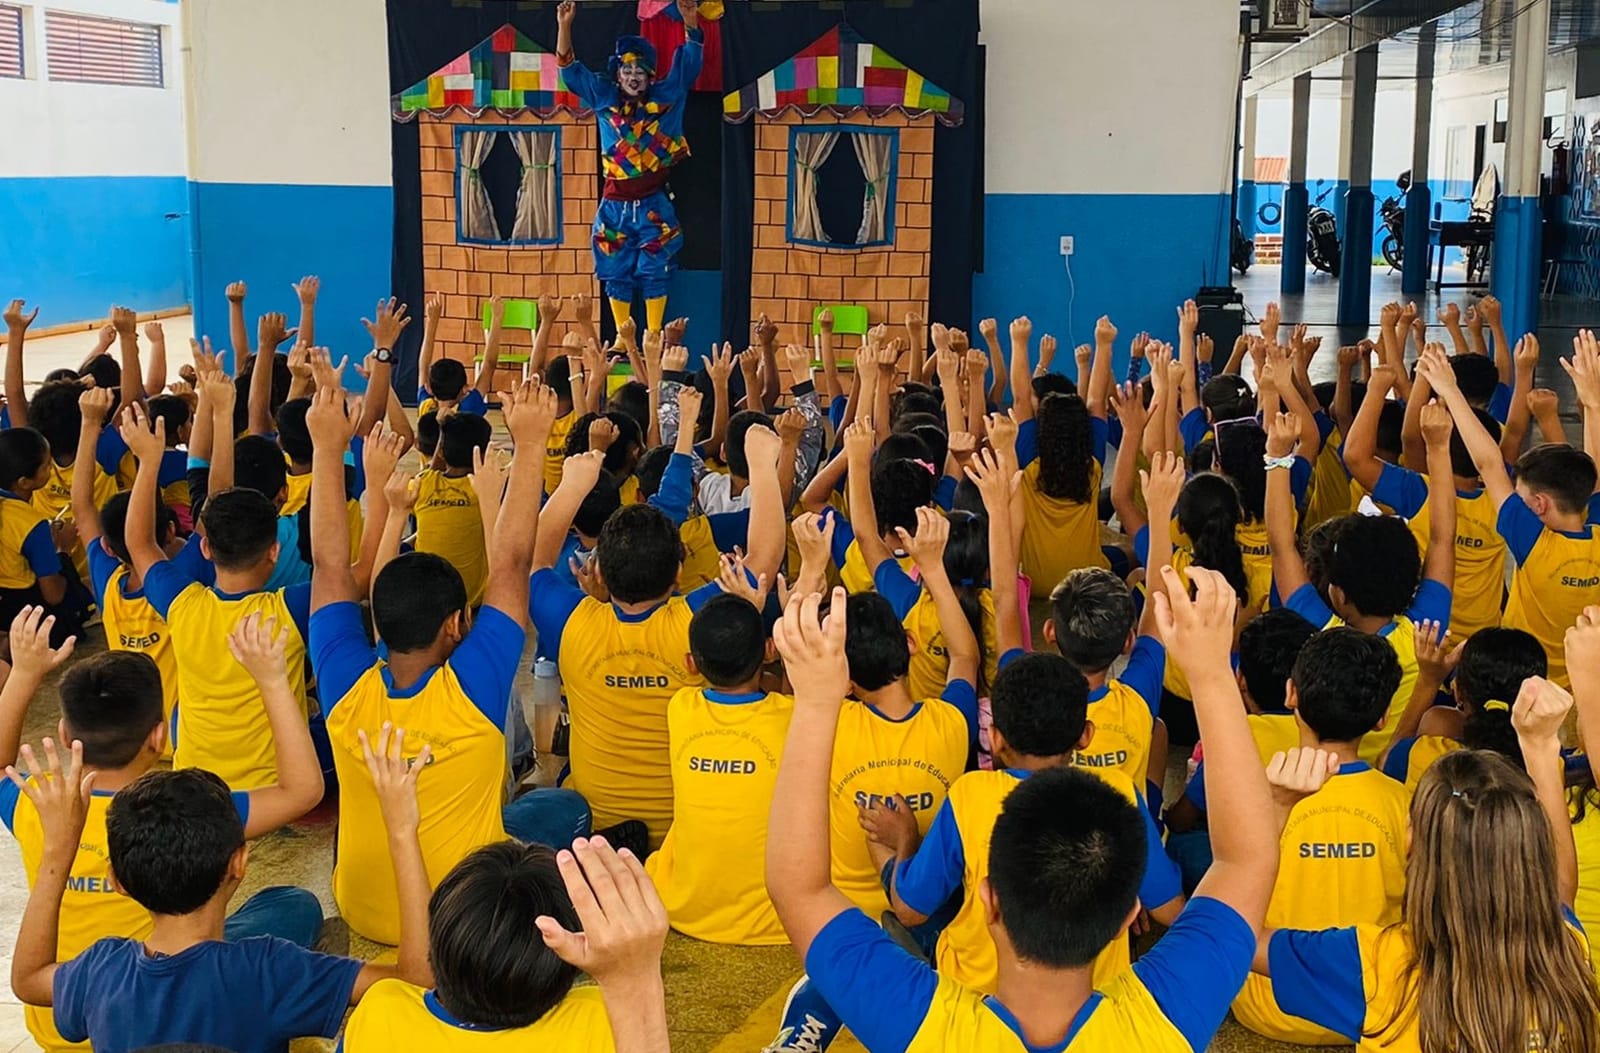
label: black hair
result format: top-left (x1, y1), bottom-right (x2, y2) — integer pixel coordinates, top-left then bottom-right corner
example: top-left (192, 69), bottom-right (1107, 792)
top-left (1457, 627), bottom-right (1547, 768)
top-left (894, 412), bottom-right (949, 472)
top-left (79, 355), bottom-right (122, 402)
top-left (372, 552), bottom-right (469, 653)
top-left (634, 445), bottom-right (672, 501)
top-left (1177, 473), bottom-right (1250, 606)
top-left (689, 593), bottom-right (767, 686)
top-left (146, 394), bottom-right (191, 447)
top-left (1300, 514), bottom-right (1352, 594)
top-left (875, 430), bottom-right (933, 468)
top-left (723, 410), bottom-right (770, 479)
top-left (1290, 627), bottom-right (1402, 742)
top-left (100, 491), bottom-right (179, 566)
top-left (1202, 374), bottom-right (1256, 421)
top-left (1034, 393), bottom-right (1094, 503)
top-left (1311, 381), bottom-right (1339, 411)
top-left (1032, 373), bottom-right (1076, 401)
top-left (951, 477), bottom-right (985, 517)
top-left (429, 358), bottom-right (470, 402)
top-left (232, 355), bottom-right (292, 438)
top-left (989, 653), bottom-right (1088, 757)
top-left (1215, 421), bottom-right (1267, 522)
top-left (1186, 437), bottom-right (1216, 475)
top-left (943, 510), bottom-right (990, 678)
top-left (543, 356), bottom-right (573, 404)
top-left (198, 488), bottom-right (279, 570)
top-left (429, 841), bottom-right (580, 1029)
top-left (416, 411), bottom-right (441, 458)
top-left (440, 412), bottom-right (493, 471)
top-left (1327, 515), bottom-right (1420, 618)
top-left (106, 769), bottom-right (244, 916)
top-left (573, 471), bottom-right (622, 538)
top-left (26, 380), bottom-right (85, 456)
top-left (1048, 568), bottom-right (1135, 673)
top-left (870, 458), bottom-right (936, 539)
top-left (566, 412), bottom-right (644, 478)
top-left (232, 435), bottom-right (288, 501)
top-left (274, 398), bottom-right (313, 464)
top-left (609, 381), bottom-right (650, 434)
top-left (988, 767), bottom-right (1146, 968)
top-left (1237, 609), bottom-right (1318, 713)
top-left (843, 591), bottom-right (911, 691)
top-left (43, 367), bottom-right (79, 385)
top-left (891, 391), bottom-right (943, 425)
top-left (1445, 407), bottom-right (1502, 479)
top-left (1375, 401), bottom-right (1405, 459)
top-left (594, 504), bottom-right (683, 603)
top-left (0, 427), bottom-right (50, 490)
top-left (59, 651), bottom-right (165, 768)
top-left (1517, 444), bottom-right (1598, 515)
top-left (1450, 354), bottom-right (1502, 406)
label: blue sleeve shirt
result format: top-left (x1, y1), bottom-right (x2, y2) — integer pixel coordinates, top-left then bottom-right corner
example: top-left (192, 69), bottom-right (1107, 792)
top-left (1370, 461), bottom-right (1429, 519)
top-left (891, 799), bottom-right (964, 917)
top-left (647, 451), bottom-right (695, 526)
top-left (873, 560), bottom-right (923, 621)
top-left (19, 519), bottom-right (57, 581)
top-left (528, 567), bottom-right (588, 661)
top-left (1117, 635), bottom-right (1166, 719)
top-left (1498, 491), bottom-right (1549, 566)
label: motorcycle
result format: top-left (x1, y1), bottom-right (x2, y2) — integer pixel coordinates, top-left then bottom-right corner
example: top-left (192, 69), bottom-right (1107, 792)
top-left (1378, 170), bottom-right (1411, 270)
top-left (1307, 182), bottom-right (1341, 278)
top-left (1231, 217), bottom-right (1253, 275)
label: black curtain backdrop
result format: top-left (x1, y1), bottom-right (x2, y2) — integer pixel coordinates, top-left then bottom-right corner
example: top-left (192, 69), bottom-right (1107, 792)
top-left (716, 0), bottom-right (982, 345)
top-left (386, 0), bottom-right (982, 395)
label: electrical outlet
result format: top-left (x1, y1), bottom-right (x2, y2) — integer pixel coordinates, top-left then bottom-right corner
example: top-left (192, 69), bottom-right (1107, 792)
top-left (1059, 235), bottom-right (1075, 256)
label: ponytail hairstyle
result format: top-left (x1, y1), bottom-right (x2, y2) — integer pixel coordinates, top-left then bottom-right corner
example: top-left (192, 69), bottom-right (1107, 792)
top-left (870, 458), bottom-right (936, 539)
top-left (1035, 393), bottom-right (1094, 504)
top-left (1176, 473), bottom-right (1250, 607)
top-left (1381, 750), bottom-right (1600, 1053)
top-left (1214, 422), bottom-right (1268, 523)
top-left (941, 510), bottom-right (990, 679)
top-left (1455, 628), bottom-right (1547, 769)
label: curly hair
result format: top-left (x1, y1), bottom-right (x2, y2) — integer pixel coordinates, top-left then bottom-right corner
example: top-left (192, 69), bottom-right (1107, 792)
top-left (1034, 393), bottom-right (1095, 504)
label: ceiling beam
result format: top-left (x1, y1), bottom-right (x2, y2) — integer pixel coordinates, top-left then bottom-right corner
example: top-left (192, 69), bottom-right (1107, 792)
top-left (1247, 0), bottom-right (1467, 93)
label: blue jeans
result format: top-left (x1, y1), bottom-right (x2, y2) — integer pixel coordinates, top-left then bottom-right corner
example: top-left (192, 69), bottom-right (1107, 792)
top-left (503, 787), bottom-right (591, 850)
top-left (224, 886), bottom-right (324, 948)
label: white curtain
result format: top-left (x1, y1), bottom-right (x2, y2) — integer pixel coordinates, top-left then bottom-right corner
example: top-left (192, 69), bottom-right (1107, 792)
top-left (852, 132), bottom-right (893, 244)
top-left (511, 130), bottom-right (559, 242)
top-left (458, 130), bottom-right (500, 241)
top-left (791, 130), bottom-right (839, 242)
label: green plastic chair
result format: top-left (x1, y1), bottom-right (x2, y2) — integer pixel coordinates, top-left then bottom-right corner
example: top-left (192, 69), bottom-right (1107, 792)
top-left (477, 299), bottom-right (537, 367)
top-left (607, 359), bottom-right (635, 398)
top-left (811, 304), bottom-right (868, 369)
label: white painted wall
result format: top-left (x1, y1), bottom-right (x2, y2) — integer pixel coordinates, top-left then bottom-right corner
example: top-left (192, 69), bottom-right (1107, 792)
top-left (1429, 49), bottom-right (1583, 189)
top-left (184, 0), bottom-right (391, 187)
top-left (0, 0), bottom-right (185, 177)
top-left (980, 0), bottom-right (1243, 195)
top-left (1252, 87), bottom-right (1417, 183)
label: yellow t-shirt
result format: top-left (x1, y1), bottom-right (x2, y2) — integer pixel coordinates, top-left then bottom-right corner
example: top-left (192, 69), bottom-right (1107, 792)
top-left (1382, 734), bottom-right (1462, 792)
top-left (1074, 638), bottom-right (1163, 790)
top-left (281, 469), bottom-right (312, 515)
top-left (148, 568), bottom-right (308, 791)
top-left (1303, 429), bottom-right (1355, 529)
top-left (887, 575), bottom-right (1000, 701)
top-left (545, 411), bottom-right (579, 495)
top-left (1233, 763), bottom-right (1411, 1045)
top-left (0, 490), bottom-right (54, 590)
top-left (677, 515), bottom-right (722, 592)
top-left (30, 459), bottom-right (118, 581)
top-left (1246, 712), bottom-right (1303, 765)
top-left (1374, 464), bottom-right (1505, 639)
top-left (1160, 536), bottom-right (1272, 701)
top-left (646, 687), bottom-right (794, 945)
top-left (1572, 790), bottom-right (1600, 950)
top-left (829, 693), bottom-right (970, 917)
top-left (1499, 495), bottom-right (1600, 688)
top-left (1018, 459), bottom-right (1107, 594)
top-left (98, 562), bottom-right (179, 760)
top-left (414, 470), bottom-right (488, 607)
top-left (342, 979), bottom-right (616, 1052)
top-left (320, 603), bottom-right (519, 945)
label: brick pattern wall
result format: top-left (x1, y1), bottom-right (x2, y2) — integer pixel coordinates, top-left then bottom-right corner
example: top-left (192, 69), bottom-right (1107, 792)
top-left (1254, 233), bottom-right (1284, 265)
top-left (419, 112), bottom-right (601, 374)
top-left (749, 110), bottom-right (934, 343)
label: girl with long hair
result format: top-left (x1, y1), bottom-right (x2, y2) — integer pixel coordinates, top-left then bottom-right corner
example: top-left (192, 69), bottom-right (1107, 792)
top-left (1015, 389), bottom-right (1111, 593)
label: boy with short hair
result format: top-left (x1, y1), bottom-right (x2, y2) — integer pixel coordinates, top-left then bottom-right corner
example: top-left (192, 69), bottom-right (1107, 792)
top-left (0, 427), bottom-right (79, 641)
top-left (1267, 406), bottom-right (1456, 762)
top-left (1224, 628), bottom-right (1411, 1044)
top-left (764, 566), bottom-right (1287, 1053)
top-left (0, 609), bottom-right (331, 1053)
top-left (416, 294), bottom-right (505, 419)
top-left (529, 417), bottom-right (787, 850)
top-left (1423, 341), bottom-right (1600, 688)
top-left (8, 719), bottom-right (430, 1053)
top-left (414, 412), bottom-right (494, 607)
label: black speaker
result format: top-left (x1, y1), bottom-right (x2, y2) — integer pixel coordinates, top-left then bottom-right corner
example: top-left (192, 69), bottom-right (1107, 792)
top-left (1195, 285), bottom-right (1246, 356)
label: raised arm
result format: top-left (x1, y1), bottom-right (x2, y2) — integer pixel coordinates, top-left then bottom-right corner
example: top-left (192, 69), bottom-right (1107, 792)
top-left (1109, 382), bottom-right (1150, 536)
top-left (474, 296), bottom-right (506, 398)
top-left (305, 383), bottom-right (360, 611)
top-left (248, 312), bottom-right (294, 436)
top-left (0, 610), bottom-right (77, 772)
top-left (967, 447), bottom-right (1021, 656)
top-left (71, 390), bottom-right (117, 549)
top-left (1177, 300), bottom-right (1202, 417)
top-left (1561, 331), bottom-right (1600, 472)
top-left (9, 740), bottom-right (93, 1007)
top-left (142, 321), bottom-right (168, 397)
top-left (1438, 303), bottom-right (1469, 357)
top-left (842, 418), bottom-right (893, 572)
top-left (754, 314), bottom-right (783, 411)
top-left (1265, 411), bottom-right (1311, 598)
top-left (119, 405), bottom-right (170, 582)
top-left (225, 281), bottom-right (251, 371)
top-left (1343, 365), bottom-right (1398, 491)
top-left (741, 422), bottom-right (788, 582)
top-left (532, 451), bottom-right (604, 571)
top-left (1331, 344), bottom-right (1360, 436)
top-left (1379, 622), bottom-right (1459, 769)
top-left (965, 349), bottom-right (991, 439)
top-left (199, 369), bottom-right (236, 495)
top-left (418, 293), bottom-right (444, 390)
top-left (1480, 295), bottom-right (1514, 387)
top-left (1499, 334), bottom-right (1538, 464)
top-left (1418, 402), bottom-right (1458, 592)
top-left (1140, 452), bottom-right (1184, 604)
top-left (482, 381), bottom-right (557, 625)
top-left (1088, 315), bottom-right (1116, 419)
top-left (357, 299), bottom-right (412, 439)
top-left (1512, 676), bottom-right (1580, 909)
top-left (110, 306), bottom-right (145, 412)
top-left (902, 508), bottom-right (978, 687)
top-left (1416, 344), bottom-right (1514, 508)
top-left (4, 299), bottom-right (39, 425)
top-left (230, 614), bottom-right (324, 837)
top-left (351, 726), bottom-right (437, 996)
top-left (1008, 316), bottom-right (1034, 421)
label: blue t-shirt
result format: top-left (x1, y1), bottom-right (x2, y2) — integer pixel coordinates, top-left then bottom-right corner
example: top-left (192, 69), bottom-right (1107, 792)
top-left (52, 935), bottom-right (362, 1053)
top-left (1488, 381), bottom-right (1513, 424)
top-left (527, 567), bottom-right (725, 660)
top-left (805, 896), bottom-right (1254, 1053)
top-left (417, 387), bottom-right (487, 417)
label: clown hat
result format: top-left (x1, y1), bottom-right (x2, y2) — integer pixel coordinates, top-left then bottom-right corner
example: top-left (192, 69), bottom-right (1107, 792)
top-left (608, 35), bottom-right (658, 79)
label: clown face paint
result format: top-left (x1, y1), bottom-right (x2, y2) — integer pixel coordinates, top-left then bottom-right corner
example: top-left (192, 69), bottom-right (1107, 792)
top-left (618, 64), bottom-right (651, 97)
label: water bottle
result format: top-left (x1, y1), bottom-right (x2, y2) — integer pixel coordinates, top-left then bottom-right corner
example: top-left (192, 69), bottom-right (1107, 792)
top-left (531, 658), bottom-right (564, 758)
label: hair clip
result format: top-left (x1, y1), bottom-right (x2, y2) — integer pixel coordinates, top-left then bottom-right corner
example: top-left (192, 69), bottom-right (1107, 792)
top-left (911, 459), bottom-right (936, 476)
top-left (1481, 700), bottom-right (1511, 713)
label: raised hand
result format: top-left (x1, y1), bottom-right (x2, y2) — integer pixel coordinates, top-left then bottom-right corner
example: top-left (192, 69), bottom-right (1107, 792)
top-left (358, 723), bottom-right (430, 839)
top-left (1140, 450), bottom-right (1185, 521)
top-left (4, 606), bottom-right (76, 681)
top-left (501, 380), bottom-right (560, 447)
top-left (772, 587), bottom-right (849, 710)
top-left (534, 835), bottom-right (669, 988)
top-left (1177, 299), bottom-right (1199, 337)
top-left (226, 612), bottom-right (290, 684)
top-left (1265, 747), bottom-right (1342, 811)
top-left (702, 343), bottom-right (734, 386)
top-left (110, 305), bottom-right (137, 337)
top-left (716, 549), bottom-right (772, 610)
top-left (305, 380), bottom-right (356, 449)
top-left (558, 449), bottom-right (606, 496)
top-left (362, 298), bottom-right (412, 350)
top-left (258, 312), bottom-right (298, 351)
top-left (4, 739), bottom-right (94, 860)
top-left (1413, 620), bottom-right (1464, 686)
top-left (4, 298), bottom-right (40, 331)
top-left (1420, 400), bottom-right (1454, 448)
top-left (78, 386), bottom-right (115, 428)
top-left (225, 281), bottom-right (247, 304)
top-left (1512, 676), bottom-right (1574, 746)
top-left (293, 275), bottom-right (320, 305)
top-left (1151, 566), bottom-right (1239, 680)
top-left (1095, 314), bottom-right (1118, 347)
top-left (385, 466), bottom-right (421, 515)
top-left (1266, 410), bottom-right (1299, 459)
top-left (895, 505), bottom-right (948, 569)
top-left (118, 402), bottom-right (166, 462)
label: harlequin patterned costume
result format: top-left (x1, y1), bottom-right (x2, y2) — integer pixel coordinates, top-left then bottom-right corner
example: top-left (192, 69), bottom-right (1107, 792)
top-left (558, 29), bottom-right (703, 316)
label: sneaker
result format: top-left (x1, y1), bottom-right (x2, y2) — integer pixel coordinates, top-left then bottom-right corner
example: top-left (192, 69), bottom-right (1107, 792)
top-left (593, 819), bottom-right (650, 860)
top-left (762, 976), bottom-right (840, 1053)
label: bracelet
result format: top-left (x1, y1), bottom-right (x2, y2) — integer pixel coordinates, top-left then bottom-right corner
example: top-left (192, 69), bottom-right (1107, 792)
top-left (1263, 454), bottom-right (1296, 471)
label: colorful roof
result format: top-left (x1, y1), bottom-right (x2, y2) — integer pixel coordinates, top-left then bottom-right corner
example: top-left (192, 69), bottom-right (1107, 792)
top-left (394, 25), bottom-right (587, 118)
top-left (723, 25), bottom-right (963, 126)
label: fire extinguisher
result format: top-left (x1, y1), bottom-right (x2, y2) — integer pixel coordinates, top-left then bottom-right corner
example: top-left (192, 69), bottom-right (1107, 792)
top-left (1551, 139), bottom-right (1571, 198)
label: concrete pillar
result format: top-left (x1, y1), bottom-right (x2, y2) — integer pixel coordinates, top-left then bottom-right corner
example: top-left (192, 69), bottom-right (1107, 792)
top-left (1401, 25), bottom-right (1436, 294)
top-left (1282, 73), bottom-right (1313, 294)
top-left (1491, 0), bottom-right (1550, 343)
top-left (1240, 95), bottom-right (1260, 240)
top-left (1337, 44), bottom-right (1379, 326)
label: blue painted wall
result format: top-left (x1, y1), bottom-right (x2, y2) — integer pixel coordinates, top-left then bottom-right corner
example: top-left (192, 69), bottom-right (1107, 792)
top-left (667, 269), bottom-right (724, 352)
top-left (0, 176), bottom-right (189, 323)
top-left (1248, 177), bottom-right (1477, 268)
top-left (972, 193), bottom-right (1231, 371)
top-left (188, 182), bottom-right (394, 382)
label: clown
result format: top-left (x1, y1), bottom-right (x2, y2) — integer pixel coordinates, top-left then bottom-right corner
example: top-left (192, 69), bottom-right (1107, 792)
top-left (556, 0), bottom-right (703, 335)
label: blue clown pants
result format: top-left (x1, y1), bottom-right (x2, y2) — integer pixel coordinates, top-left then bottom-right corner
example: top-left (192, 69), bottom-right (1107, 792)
top-left (591, 189), bottom-right (683, 303)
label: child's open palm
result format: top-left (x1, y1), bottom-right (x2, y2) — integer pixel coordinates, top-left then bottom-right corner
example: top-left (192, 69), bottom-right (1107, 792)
top-left (535, 836), bottom-right (668, 988)
top-left (6, 607), bottom-right (75, 679)
top-left (717, 549), bottom-right (772, 610)
top-left (5, 738), bottom-right (94, 859)
top-left (1412, 620), bottom-right (1463, 685)
top-left (773, 589), bottom-right (849, 710)
top-left (227, 612), bottom-right (289, 685)
top-left (896, 506), bottom-right (947, 570)
top-left (965, 448), bottom-right (1017, 513)
top-left (1139, 451), bottom-right (1185, 522)
top-left (1152, 566), bottom-right (1238, 680)
top-left (359, 724), bottom-right (429, 839)
top-left (118, 403), bottom-right (166, 463)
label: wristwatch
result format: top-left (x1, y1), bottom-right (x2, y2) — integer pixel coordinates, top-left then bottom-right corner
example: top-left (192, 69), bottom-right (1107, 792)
top-left (373, 347), bottom-right (394, 364)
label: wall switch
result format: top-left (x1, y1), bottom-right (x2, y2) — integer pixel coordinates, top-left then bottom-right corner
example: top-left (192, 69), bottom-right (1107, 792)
top-left (1059, 235), bottom-right (1075, 256)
